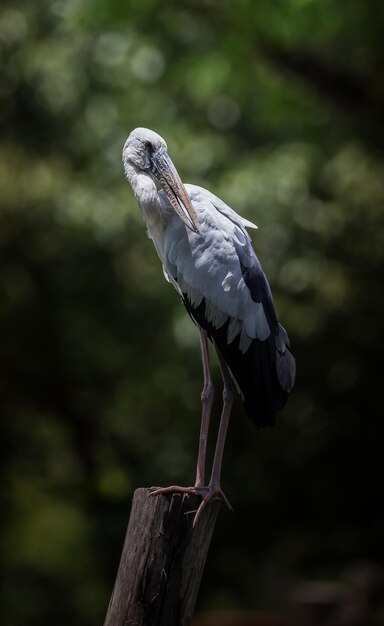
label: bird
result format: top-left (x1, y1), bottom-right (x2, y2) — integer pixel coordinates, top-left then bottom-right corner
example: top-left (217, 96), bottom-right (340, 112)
top-left (122, 127), bottom-right (295, 522)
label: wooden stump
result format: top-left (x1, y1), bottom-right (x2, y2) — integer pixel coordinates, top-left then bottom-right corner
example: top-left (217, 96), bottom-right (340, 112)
top-left (104, 487), bottom-right (221, 626)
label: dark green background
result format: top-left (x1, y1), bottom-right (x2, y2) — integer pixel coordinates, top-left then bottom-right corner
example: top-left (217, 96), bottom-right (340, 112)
top-left (1, 0), bottom-right (384, 623)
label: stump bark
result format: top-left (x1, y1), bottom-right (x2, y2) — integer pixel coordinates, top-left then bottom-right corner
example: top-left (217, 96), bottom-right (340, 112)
top-left (104, 487), bottom-right (221, 626)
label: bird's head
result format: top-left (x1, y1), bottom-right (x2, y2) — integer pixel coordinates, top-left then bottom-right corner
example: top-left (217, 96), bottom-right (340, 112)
top-left (122, 127), bottom-right (200, 234)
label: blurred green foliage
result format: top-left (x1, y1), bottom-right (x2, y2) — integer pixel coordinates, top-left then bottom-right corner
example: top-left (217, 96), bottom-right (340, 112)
top-left (1, 0), bottom-right (384, 623)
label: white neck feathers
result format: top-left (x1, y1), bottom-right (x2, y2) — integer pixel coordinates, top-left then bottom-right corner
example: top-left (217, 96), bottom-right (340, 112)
top-left (124, 161), bottom-right (170, 234)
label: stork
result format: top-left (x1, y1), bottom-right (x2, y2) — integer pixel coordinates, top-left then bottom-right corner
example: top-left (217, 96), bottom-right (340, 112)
top-left (122, 128), bottom-right (295, 522)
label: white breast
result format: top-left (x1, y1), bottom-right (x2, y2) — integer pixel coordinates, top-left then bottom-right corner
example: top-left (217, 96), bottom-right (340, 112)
top-left (160, 185), bottom-right (270, 352)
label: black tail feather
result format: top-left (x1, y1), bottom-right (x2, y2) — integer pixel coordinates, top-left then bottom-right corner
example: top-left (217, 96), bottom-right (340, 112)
top-left (182, 296), bottom-right (295, 428)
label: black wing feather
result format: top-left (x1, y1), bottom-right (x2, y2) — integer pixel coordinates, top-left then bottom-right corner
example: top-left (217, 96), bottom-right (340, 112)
top-left (180, 235), bottom-right (295, 428)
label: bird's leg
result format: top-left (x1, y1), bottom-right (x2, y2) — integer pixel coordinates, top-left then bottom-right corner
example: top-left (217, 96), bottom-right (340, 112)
top-left (209, 344), bottom-right (234, 490)
top-left (191, 344), bottom-right (235, 524)
top-left (150, 335), bottom-right (233, 526)
top-left (149, 330), bottom-right (215, 503)
top-left (195, 329), bottom-right (214, 487)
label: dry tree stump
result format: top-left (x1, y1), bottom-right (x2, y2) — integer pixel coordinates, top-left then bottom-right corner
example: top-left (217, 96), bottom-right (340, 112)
top-left (104, 487), bottom-right (221, 626)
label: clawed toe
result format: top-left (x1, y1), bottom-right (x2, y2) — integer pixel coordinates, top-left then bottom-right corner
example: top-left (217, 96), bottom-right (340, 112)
top-left (192, 486), bottom-right (233, 526)
top-left (149, 485), bottom-right (198, 497)
top-left (149, 484), bottom-right (233, 526)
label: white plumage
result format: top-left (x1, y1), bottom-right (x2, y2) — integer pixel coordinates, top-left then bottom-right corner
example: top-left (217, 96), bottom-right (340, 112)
top-left (122, 127), bottom-right (295, 523)
top-left (158, 185), bottom-right (270, 352)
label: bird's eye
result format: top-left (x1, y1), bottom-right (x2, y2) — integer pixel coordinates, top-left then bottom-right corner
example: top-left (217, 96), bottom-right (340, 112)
top-left (144, 141), bottom-right (152, 150)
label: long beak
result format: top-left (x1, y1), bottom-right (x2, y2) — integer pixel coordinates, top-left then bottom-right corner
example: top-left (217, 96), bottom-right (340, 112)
top-left (152, 148), bottom-right (201, 234)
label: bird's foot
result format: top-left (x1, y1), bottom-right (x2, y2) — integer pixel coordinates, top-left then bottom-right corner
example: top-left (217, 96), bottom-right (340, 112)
top-left (149, 484), bottom-right (233, 526)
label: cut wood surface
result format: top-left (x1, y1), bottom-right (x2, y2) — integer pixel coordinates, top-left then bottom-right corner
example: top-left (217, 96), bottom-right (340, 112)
top-left (104, 487), bottom-right (221, 626)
